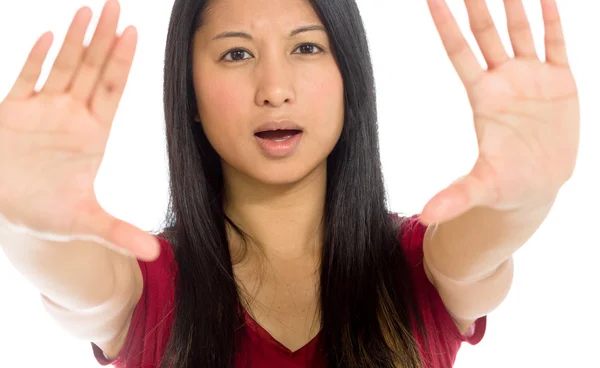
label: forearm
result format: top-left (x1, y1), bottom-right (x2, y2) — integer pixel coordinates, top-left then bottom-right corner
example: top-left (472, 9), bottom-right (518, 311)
top-left (423, 199), bottom-right (555, 283)
top-left (0, 226), bottom-right (118, 311)
top-left (424, 245), bottom-right (515, 322)
top-left (0, 223), bottom-right (141, 345)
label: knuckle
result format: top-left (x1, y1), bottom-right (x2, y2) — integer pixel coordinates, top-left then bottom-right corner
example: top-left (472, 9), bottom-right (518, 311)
top-left (53, 55), bottom-right (79, 72)
top-left (446, 39), bottom-right (471, 57)
top-left (508, 20), bottom-right (531, 33)
top-left (470, 18), bottom-right (495, 33)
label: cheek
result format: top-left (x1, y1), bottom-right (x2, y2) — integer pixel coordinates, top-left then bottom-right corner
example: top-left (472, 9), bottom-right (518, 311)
top-left (196, 77), bottom-right (250, 152)
top-left (304, 71), bottom-right (345, 145)
top-left (203, 81), bottom-right (245, 117)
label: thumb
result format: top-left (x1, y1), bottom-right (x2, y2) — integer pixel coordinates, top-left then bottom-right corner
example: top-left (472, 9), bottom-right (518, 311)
top-left (420, 165), bottom-right (497, 225)
top-left (76, 200), bottom-right (160, 261)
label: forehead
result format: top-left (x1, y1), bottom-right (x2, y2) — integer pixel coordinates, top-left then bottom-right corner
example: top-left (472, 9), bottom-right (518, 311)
top-left (201, 0), bottom-right (322, 31)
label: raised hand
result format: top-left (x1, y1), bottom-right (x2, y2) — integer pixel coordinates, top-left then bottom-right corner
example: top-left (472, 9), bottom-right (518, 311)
top-left (420, 0), bottom-right (579, 225)
top-left (0, 0), bottom-right (159, 260)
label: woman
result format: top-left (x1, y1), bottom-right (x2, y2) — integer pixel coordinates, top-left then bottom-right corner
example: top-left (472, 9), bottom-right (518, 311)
top-left (0, 0), bottom-right (578, 367)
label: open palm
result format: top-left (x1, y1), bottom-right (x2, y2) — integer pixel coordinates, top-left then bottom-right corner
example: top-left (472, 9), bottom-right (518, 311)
top-left (421, 0), bottom-right (580, 224)
top-left (0, 1), bottom-right (158, 260)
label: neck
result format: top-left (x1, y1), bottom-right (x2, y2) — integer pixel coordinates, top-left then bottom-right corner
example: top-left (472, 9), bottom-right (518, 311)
top-left (223, 161), bottom-right (326, 262)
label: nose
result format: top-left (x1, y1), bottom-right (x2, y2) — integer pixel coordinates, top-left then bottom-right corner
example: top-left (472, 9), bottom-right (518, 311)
top-left (254, 53), bottom-right (296, 108)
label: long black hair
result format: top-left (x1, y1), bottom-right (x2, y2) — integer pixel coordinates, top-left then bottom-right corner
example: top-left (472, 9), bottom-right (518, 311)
top-left (156, 0), bottom-right (431, 366)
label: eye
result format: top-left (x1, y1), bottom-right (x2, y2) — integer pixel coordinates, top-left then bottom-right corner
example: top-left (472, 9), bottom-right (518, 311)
top-left (221, 49), bottom-right (252, 62)
top-left (293, 43), bottom-right (324, 55)
top-left (220, 43), bottom-right (324, 63)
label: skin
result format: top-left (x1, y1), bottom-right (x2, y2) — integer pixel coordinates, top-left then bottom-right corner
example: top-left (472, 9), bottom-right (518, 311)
top-left (191, 0), bottom-right (344, 351)
top-left (421, 0), bottom-right (578, 335)
top-left (1, 0), bottom-right (577, 360)
top-left (191, 0), bottom-right (580, 347)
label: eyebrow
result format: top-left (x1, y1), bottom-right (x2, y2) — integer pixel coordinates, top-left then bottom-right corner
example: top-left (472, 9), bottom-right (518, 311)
top-left (211, 25), bottom-right (326, 41)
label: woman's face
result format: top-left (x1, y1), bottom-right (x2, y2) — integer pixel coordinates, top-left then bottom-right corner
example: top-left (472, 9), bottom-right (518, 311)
top-left (192, 0), bottom-right (344, 186)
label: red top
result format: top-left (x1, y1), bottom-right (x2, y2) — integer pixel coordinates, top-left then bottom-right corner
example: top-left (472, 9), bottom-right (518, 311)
top-left (91, 215), bottom-right (486, 367)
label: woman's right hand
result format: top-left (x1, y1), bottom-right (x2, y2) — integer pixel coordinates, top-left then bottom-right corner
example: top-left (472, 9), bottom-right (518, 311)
top-left (0, 0), bottom-right (159, 260)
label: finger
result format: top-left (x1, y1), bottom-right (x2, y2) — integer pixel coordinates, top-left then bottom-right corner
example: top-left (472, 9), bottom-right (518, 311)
top-left (69, 0), bottom-right (121, 101)
top-left (420, 178), bottom-right (472, 225)
top-left (420, 177), bottom-right (482, 225)
top-left (41, 7), bottom-right (93, 95)
top-left (89, 26), bottom-right (138, 125)
top-left (504, 0), bottom-right (538, 59)
top-left (77, 199), bottom-right (160, 261)
top-left (420, 163), bottom-right (497, 225)
top-left (541, 0), bottom-right (569, 66)
top-left (464, 0), bottom-right (510, 69)
top-left (6, 32), bottom-right (54, 99)
top-left (427, 0), bottom-right (485, 87)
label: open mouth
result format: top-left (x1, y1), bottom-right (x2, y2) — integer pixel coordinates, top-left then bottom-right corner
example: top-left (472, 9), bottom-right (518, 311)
top-left (254, 129), bottom-right (302, 142)
top-left (253, 128), bottom-right (304, 157)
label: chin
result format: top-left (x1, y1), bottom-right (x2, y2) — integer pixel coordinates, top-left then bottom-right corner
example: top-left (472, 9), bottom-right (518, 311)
top-left (221, 154), bottom-right (325, 188)
top-left (248, 160), bottom-right (325, 187)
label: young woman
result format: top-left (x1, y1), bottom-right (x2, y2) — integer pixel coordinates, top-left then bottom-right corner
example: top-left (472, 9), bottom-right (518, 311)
top-left (0, 0), bottom-right (578, 367)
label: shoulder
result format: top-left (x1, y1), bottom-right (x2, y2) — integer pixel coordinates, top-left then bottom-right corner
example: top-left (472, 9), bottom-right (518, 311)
top-left (389, 212), bottom-right (427, 264)
top-left (137, 232), bottom-right (178, 289)
top-left (154, 233), bottom-right (178, 273)
top-left (390, 212), bottom-right (487, 346)
top-left (91, 232), bottom-right (177, 367)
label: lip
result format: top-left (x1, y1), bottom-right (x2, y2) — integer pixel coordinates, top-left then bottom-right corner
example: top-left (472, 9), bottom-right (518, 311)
top-left (254, 131), bottom-right (303, 158)
top-left (254, 120), bottom-right (303, 134)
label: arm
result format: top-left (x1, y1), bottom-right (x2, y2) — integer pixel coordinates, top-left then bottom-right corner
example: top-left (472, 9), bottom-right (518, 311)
top-left (0, 226), bottom-right (143, 359)
top-left (421, 0), bottom-right (578, 335)
top-left (422, 201), bottom-right (553, 334)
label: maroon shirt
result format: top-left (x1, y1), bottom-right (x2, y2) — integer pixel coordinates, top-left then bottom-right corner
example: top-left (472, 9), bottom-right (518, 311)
top-left (92, 215), bottom-right (486, 367)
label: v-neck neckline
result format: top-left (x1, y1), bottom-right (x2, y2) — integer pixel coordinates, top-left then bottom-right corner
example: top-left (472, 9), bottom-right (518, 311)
top-left (242, 308), bottom-right (322, 356)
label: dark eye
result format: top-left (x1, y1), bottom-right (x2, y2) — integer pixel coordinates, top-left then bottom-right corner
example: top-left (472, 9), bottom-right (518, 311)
top-left (294, 43), bottom-right (323, 55)
top-left (222, 49), bottom-right (252, 62)
top-left (221, 43), bottom-right (324, 63)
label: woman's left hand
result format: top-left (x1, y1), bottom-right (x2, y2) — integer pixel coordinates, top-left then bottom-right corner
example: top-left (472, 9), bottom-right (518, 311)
top-left (420, 0), bottom-right (580, 225)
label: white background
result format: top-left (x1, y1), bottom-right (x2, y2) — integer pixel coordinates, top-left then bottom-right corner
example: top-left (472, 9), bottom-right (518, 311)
top-left (1, 1), bottom-right (598, 367)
